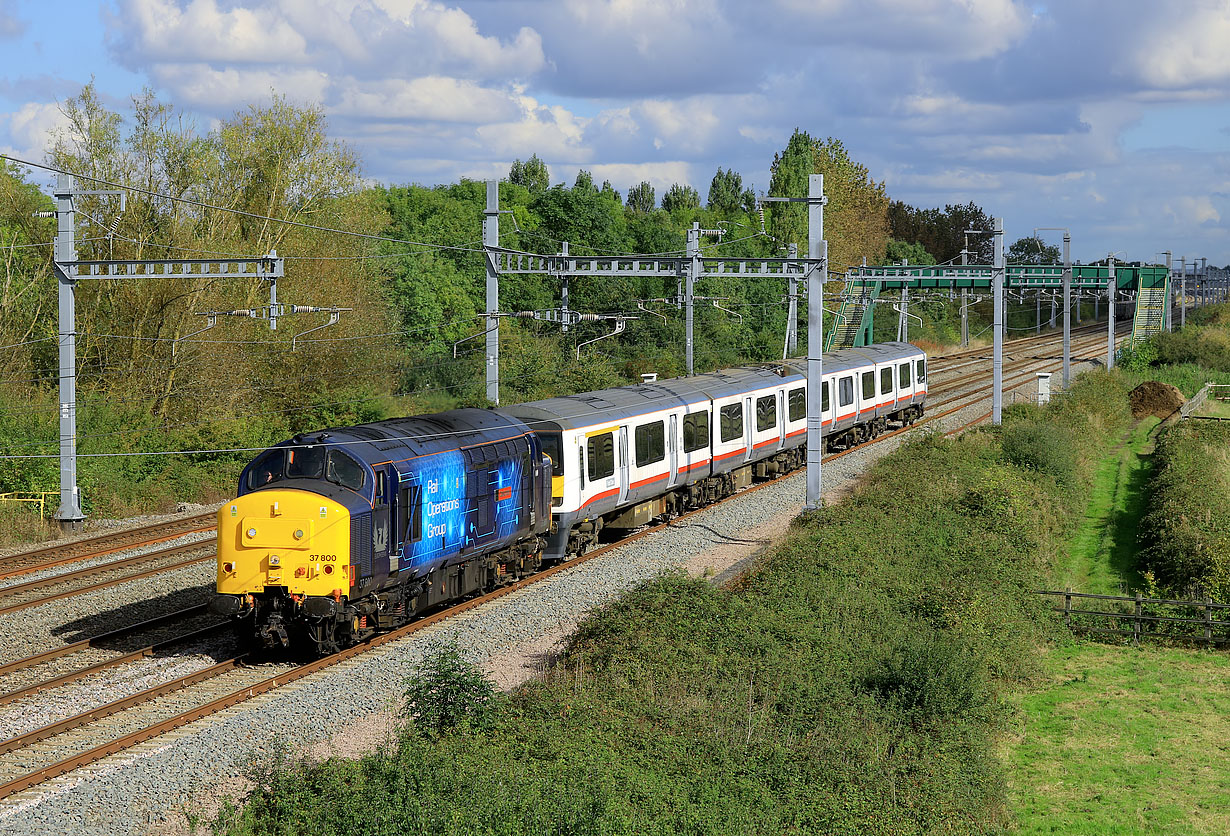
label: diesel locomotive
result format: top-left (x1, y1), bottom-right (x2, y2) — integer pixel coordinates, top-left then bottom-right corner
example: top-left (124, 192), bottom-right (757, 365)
top-left (210, 343), bottom-right (926, 655)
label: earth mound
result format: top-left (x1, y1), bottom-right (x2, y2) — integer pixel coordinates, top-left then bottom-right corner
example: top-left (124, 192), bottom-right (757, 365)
top-left (1129, 381), bottom-right (1185, 419)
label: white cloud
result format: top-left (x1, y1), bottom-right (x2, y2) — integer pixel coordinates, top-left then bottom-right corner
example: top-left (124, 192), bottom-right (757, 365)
top-left (1136, 2), bottom-right (1230, 89)
top-left (332, 77), bottom-right (521, 123)
top-left (2, 101), bottom-right (72, 161)
top-left (475, 101), bottom-right (589, 160)
top-left (148, 64), bottom-right (330, 110)
top-left (116, 0), bottom-right (309, 64)
top-left (1166, 196), bottom-right (1221, 226)
top-left (584, 161), bottom-right (696, 196)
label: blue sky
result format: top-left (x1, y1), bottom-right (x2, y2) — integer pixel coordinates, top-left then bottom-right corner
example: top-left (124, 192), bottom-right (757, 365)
top-left (2, 0), bottom-right (1229, 264)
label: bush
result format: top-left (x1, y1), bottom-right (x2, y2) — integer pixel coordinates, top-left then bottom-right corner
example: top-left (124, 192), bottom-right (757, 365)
top-left (401, 642), bottom-right (501, 737)
top-left (863, 629), bottom-right (992, 724)
top-left (999, 420), bottom-right (1078, 486)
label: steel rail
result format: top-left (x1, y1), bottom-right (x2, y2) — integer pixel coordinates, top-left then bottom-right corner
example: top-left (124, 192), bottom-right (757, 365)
top-left (0, 621), bottom-right (230, 707)
top-left (0, 550), bottom-right (213, 617)
top-left (0, 512), bottom-right (216, 576)
top-left (0, 605), bottom-right (209, 677)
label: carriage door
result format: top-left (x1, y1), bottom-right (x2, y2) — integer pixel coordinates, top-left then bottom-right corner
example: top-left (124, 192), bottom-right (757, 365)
top-left (667, 414), bottom-right (679, 486)
top-left (618, 426), bottom-right (630, 504)
top-left (744, 396), bottom-right (754, 462)
top-left (778, 389), bottom-right (787, 449)
top-left (372, 469), bottom-right (392, 580)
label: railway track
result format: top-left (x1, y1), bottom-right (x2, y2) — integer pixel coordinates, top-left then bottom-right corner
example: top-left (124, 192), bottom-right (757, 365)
top-left (0, 512), bottom-right (216, 583)
top-left (0, 324), bottom-right (1122, 804)
top-left (0, 541), bottom-right (215, 617)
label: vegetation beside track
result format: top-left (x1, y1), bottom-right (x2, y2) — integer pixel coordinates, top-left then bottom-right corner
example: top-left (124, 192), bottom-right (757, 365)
top-left (215, 371), bottom-right (1136, 835)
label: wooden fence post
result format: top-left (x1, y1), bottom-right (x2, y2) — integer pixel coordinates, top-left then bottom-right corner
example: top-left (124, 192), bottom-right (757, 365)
top-left (1065, 587), bottom-right (1072, 631)
top-left (1205, 598), bottom-right (1213, 650)
top-left (1133, 592), bottom-right (1142, 647)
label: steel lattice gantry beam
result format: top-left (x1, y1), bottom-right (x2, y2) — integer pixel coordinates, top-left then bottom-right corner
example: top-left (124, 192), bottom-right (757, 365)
top-left (494, 252), bottom-right (812, 280)
top-left (845, 263), bottom-right (1168, 291)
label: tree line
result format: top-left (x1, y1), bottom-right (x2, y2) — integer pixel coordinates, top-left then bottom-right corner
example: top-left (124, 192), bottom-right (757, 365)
top-left (0, 84), bottom-right (998, 511)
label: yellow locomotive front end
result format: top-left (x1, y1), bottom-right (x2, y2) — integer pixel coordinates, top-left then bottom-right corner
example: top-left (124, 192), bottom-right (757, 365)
top-left (212, 488), bottom-right (352, 648)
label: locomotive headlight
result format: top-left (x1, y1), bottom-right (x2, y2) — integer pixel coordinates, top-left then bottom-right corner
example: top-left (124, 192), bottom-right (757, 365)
top-left (222, 562), bottom-right (235, 573)
top-left (269, 555), bottom-right (281, 566)
top-left (323, 564), bottom-right (334, 575)
top-left (293, 529), bottom-right (305, 540)
top-left (247, 527), bottom-right (257, 539)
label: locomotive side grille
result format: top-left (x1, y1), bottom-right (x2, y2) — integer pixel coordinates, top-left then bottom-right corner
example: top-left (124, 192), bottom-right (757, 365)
top-left (351, 514), bottom-right (373, 578)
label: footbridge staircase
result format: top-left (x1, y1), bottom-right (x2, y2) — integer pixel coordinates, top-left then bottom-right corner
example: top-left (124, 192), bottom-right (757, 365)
top-left (824, 281), bottom-right (879, 351)
top-left (1130, 276), bottom-right (1169, 344)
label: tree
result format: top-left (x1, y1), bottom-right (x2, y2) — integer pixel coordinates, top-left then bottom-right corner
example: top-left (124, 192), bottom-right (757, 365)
top-left (401, 642), bottom-right (500, 737)
top-left (1007, 236), bottom-right (1060, 264)
top-left (888, 200), bottom-right (994, 264)
top-left (886, 239), bottom-right (937, 265)
top-left (768, 130), bottom-right (890, 271)
top-left (572, 169), bottom-right (597, 194)
top-left (508, 153), bottom-right (549, 193)
top-left (627, 181), bottom-right (655, 213)
top-left (706, 167), bottom-right (743, 215)
top-left (661, 182), bottom-right (700, 214)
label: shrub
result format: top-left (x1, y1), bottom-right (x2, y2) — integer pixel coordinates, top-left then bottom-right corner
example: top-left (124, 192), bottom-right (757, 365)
top-left (401, 642), bottom-right (501, 737)
top-left (862, 629), bottom-right (992, 724)
top-left (999, 420), bottom-right (1078, 486)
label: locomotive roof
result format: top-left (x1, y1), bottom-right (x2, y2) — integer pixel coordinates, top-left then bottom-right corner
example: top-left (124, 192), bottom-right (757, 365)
top-left (276, 408), bottom-right (532, 467)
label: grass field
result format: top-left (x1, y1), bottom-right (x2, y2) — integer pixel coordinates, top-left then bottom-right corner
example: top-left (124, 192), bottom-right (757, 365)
top-left (1006, 642), bottom-right (1230, 835)
top-left (1053, 417), bottom-right (1157, 596)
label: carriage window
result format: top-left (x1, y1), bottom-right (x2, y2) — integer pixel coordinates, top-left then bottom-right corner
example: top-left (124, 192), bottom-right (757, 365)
top-left (917, 358), bottom-right (926, 383)
top-left (788, 387), bottom-right (805, 422)
top-left (839, 377), bottom-right (854, 408)
top-left (822, 381), bottom-right (830, 412)
top-left (683, 412), bottom-right (709, 453)
top-left (756, 395), bottom-right (777, 431)
top-left (720, 403), bottom-right (744, 443)
top-left (540, 433), bottom-right (564, 477)
top-left (286, 446), bottom-right (325, 480)
top-left (587, 432), bottom-right (615, 481)
top-left (246, 449), bottom-right (285, 490)
top-left (862, 371), bottom-right (875, 400)
top-left (899, 363), bottom-right (910, 387)
top-left (634, 421), bottom-right (665, 467)
top-left (326, 451), bottom-right (366, 492)
top-left (880, 367), bottom-right (893, 395)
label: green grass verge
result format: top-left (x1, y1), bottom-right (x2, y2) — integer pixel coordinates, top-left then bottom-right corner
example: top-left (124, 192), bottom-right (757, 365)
top-left (1056, 417), bottom-right (1158, 596)
top-left (1006, 642), bottom-right (1230, 835)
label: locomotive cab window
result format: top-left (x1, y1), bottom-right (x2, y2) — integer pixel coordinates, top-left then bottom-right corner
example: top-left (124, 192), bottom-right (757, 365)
top-left (587, 432), bottom-right (615, 481)
top-left (861, 371), bottom-right (875, 401)
top-left (719, 403), bottom-right (744, 443)
top-left (683, 412), bottom-right (709, 453)
top-left (917, 358), bottom-right (926, 383)
top-left (756, 395), bottom-right (777, 431)
top-left (788, 387), bottom-right (805, 422)
top-left (247, 449), bottom-right (285, 490)
top-left (540, 433), bottom-right (564, 477)
top-left (880, 367), bottom-right (893, 395)
top-left (898, 362), bottom-right (910, 388)
top-left (839, 377), bottom-right (854, 408)
top-left (634, 421), bottom-right (665, 467)
top-left (326, 451), bottom-right (366, 492)
top-left (286, 446), bottom-right (325, 480)
top-left (399, 485), bottom-right (423, 544)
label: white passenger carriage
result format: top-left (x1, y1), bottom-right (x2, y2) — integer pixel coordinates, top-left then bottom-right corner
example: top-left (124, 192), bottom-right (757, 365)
top-left (503, 342), bottom-right (926, 561)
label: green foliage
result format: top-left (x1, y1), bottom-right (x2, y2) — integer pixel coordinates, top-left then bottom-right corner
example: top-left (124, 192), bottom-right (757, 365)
top-left (863, 629), bottom-right (992, 724)
top-left (888, 200), bottom-right (994, 264)
top-left (706, 167), bottom-right (743, 215)
top-left (402, 642), bottom-right (501, 737)
top-left (626, 180), bottom-right (655, 213)
top-left (1115, 339), bottom-right (1159, 372)
top-left (1007, 237), bottom-right (1060, 264)
top-left (1000, 420), bottom-right (1079, 486)
top-left (508, 153), bottom-right (550, 193)
top-left (1139, 421), bottom-right (1230, 601)
top-left (885, 238), bottom-right (936, 265)
top-left (661, 182), bottom-right (700, 214)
